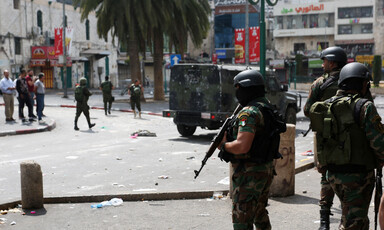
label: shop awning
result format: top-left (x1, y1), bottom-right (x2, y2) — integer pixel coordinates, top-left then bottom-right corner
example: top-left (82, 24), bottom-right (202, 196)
top-left (80, 49), bottom-right (111, 60)
top-left (71, 56), bottom-right (89, 62)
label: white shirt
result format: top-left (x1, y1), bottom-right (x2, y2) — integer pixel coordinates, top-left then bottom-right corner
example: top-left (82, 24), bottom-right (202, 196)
top-left (34, 79), bottom-right (45, 94)
top-left (0, 76), bottom-right (15, 94)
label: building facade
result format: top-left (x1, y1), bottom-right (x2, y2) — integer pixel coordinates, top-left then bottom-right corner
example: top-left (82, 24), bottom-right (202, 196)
top-left (0, 0), bottom-right (118, 89)
top-left (273, 0), bottom-right (377, 59)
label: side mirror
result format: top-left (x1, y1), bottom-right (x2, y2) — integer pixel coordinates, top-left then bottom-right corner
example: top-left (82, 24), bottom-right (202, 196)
top-left (281, 84), bottom-right (288, 91)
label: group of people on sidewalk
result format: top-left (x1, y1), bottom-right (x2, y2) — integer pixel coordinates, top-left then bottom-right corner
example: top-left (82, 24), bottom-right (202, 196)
top-left (0, 69), bottom-right (45, 124)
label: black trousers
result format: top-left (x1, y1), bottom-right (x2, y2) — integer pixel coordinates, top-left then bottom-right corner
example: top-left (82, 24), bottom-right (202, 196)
top-left (18, 93), bottom-right (34, 118)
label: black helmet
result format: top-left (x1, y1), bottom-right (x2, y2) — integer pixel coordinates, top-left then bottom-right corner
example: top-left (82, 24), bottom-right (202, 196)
top-left (320, 46), bottom-right (347, 65)
top-left (233, 69), bottom-right (264, 87)
top-left (338, 62), bottom-right (371, 87)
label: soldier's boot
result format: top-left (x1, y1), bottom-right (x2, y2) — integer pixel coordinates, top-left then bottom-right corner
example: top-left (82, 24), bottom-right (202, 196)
top-left (319, 209), bottom-right (331, 230)
top-left (108, 107), bottom-right (111, 114)
top-left (86, 117), bottom-right (96, 129)
top-left (139, 111), bottom-right (141, 118)
top-left (74, 121), bottom-right (79, 131)
top-left (105, 110), bottom-right (108, 116)
top-left (133, 110), bottom-right (136, 118)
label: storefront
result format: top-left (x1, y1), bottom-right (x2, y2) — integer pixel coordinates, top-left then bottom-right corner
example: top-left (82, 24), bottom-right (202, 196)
top-left (30, 46), bottom-right (71, 89)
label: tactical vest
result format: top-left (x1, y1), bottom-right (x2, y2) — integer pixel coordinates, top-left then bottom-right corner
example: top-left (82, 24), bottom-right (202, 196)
top-left (309, 94), bottom-right (376, 171)
top-left (230, 100), bottom-right (286, 164)
top-left (319, 71), bottom-right (340, 101)
top-left (75, 86), bottom-right (84, 102)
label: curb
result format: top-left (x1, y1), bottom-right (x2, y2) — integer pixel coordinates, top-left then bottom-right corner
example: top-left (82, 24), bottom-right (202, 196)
top-left (0, 161), bottom-right (315, 210)
top-left (0, 119), bottom-right (56, 137)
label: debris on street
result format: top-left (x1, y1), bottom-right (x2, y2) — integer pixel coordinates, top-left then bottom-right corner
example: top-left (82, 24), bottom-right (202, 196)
top-left (131, 130), bottom-right (157, 137)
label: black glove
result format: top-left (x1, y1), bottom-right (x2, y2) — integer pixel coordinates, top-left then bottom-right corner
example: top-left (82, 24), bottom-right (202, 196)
top-left (218, 149), bottom-right (232, 163)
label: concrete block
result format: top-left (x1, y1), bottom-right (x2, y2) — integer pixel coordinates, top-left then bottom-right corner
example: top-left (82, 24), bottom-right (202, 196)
top-left (20, 161), bottom-right (44, 209)
top-left (270, 124), bottom-right (295, 197)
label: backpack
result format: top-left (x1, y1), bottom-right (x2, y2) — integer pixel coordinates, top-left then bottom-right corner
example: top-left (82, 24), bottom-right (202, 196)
top-left (75, 86), bottom-right (84, 102)
top-left (309, 94), bottom-right (370, 166)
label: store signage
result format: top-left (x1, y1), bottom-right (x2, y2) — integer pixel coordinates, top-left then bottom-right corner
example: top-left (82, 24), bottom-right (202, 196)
top-left (308, 59), bottom-right (323, 69)
top-left (215, 0), bottom-right (247, 6)
top-left (349, 19), bottom-right (360, 24)
top-left (234, 27), bottom-right (260, 64)
top-left (216, 49), bottom-right (227, 59)
top-left (30, 46), bottom-right (72, 67)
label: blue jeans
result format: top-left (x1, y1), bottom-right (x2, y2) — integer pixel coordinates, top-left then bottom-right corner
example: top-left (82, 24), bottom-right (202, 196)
top-left (36, 94), bottom-right (45, 120)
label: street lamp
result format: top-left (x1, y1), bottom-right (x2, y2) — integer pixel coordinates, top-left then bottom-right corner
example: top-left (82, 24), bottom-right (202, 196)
top-left (248, 0), bottom-right (278, 77)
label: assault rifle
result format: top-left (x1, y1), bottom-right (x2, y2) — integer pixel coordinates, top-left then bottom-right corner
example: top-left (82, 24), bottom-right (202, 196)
top-left (375, 167), bottom-right (382, 230)
top-left (194, 104), bottom-right (242, 179)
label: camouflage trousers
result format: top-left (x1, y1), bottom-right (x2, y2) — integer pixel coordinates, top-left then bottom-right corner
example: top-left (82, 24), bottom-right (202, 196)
top-left (75, 103), bottom-right (91, 124)
top-left (320, 171), bottom-right (335, 210)
top-left (231, 161), bottom-right (274, 230)
top-left (327, 170), bottom-right (375, 230)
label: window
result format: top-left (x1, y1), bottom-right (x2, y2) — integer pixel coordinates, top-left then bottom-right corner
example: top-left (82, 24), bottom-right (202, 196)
top-left (14, 37), bottom-right (21, 55)
top-left (13, 0), bottom-right (20, 9)
top-left (309, 14), bottom-right (318, 28)
top-left (338, 7), bottom-right (373, 19)
top-left (37, 10), bottom-right (43, 35)
top-left (338, 25), bottom-right (352, 34)
top-left (361, 24), bottom-right (373, 33)
top-left (317, 42), bottom-right (329, 50)
top-left (85, 19), bottom-right (90, 40)
top-left (294, 43), bottom-right (305, 54)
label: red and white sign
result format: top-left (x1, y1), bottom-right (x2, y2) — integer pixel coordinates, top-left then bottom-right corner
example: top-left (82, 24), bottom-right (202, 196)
top-left (249, 27), bottom-right (260, 63)
top-left (30, 46), bottom-right (72, 67)
top-left (54, 28), bottom-right (63, 56)
top-left (234, 29), bottom-right (245, 64)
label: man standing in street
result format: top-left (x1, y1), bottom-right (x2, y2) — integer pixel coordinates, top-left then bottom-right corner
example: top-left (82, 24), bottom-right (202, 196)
top-left (304, 46), bottom-right (348, 230)
top-left (99, 76), bottom-right (114, 115)
top-left (34, 73), bottom-right (45, 123)
top-left (16, 69), bottom-right (35, 122)
top-left (25, 69), bottom-right (37, 118)
top-left (128, 79), bottom-right (143, 118)
top-left (0, 69), bottom-right (16, 122)
top-left (74, 77), bottom-right (95, 130)
top-left (309, 62), bottom-right (384, 229)
top-left (217, 70), bottom-right (286, 230)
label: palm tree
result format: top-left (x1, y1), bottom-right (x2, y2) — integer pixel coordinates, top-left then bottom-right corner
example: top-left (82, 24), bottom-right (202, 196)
top-left (149, 0), bottom-right (211, 100)
top-left (73, 0), bottom-right (147, 86)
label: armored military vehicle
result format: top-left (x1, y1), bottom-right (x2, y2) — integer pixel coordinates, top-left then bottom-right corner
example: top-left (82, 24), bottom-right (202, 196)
top-left (163, 64), bottom-right (301, 136)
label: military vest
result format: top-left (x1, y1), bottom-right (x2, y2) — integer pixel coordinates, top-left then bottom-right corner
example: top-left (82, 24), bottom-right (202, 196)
top-left (230, 100), bottom-right (286, 163)
top-left (309, 94), bottom-right (376, 170)
top-left (319, 70), bottom-right (340, 101)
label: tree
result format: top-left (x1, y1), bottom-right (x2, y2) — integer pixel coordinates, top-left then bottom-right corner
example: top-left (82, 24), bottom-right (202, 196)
top-left (73, 0), bottom-right (147, 86)
top-left (149, 0), bottom-right (211, 100)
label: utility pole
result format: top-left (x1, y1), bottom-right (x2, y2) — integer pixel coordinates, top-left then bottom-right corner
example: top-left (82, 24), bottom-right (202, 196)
top-left (62, 2), bottom-right (68, 98)
top-left (245, 1), bottom-right (249, 65)
top-left (248, 0), bottom-right (278, 77)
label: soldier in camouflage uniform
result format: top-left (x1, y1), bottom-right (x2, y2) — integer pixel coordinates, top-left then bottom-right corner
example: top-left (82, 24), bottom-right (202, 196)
top-left (128, 79), bottom-right (143, 118)
top-left (310, 62), bottom-right (384, 230)
top-left (217, 70), bottom-right (285, 230)
top-left (100, 76), bottom-right (114, 115)
top-left (304, 47), bottom-right (347, 230)
top-left (74, 77), bottom-right (96, 131)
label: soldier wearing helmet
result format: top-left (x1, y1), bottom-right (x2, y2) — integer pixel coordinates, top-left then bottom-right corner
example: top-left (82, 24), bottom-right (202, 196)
top-left (309, 62), bottom-right (384, 229)
top-left (217, 69), bottom-right (286, 230)
top-left (74, 77), bottom-right (95, 130)
top-left (304, 46), bottom-right (348, 230)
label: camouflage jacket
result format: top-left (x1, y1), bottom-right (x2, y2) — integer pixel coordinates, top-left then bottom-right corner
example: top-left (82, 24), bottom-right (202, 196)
top-left (304, 70), bottom-right (340, 117)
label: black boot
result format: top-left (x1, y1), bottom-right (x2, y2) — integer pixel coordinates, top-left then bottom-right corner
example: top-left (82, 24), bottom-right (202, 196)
top-left (88, 122), bottom-right (96, 129)
top-left (74, 121), bottom-right (79, 131)
top-left (319, 209), bottom-right (330, 230)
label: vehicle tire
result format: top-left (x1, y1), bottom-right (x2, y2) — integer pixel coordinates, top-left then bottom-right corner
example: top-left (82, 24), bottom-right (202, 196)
top-left (285, 106), bottom-right (297, 125)
top-left (177, 125), bottom-right (197, 137)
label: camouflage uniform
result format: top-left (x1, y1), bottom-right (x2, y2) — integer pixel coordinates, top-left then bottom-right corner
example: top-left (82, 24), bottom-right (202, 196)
top-left (100, 81), bottom-right (113, 114)
top-left (129, 83), bottom-right (142, 112)
top-left (304, 70), bottom-right (341, 214)
top-left (230, 97), bottom-right (274, 230)
top-left (74, 79), bottom-right (94, 130)
top-left (323, 90), bottom-right (384, 230)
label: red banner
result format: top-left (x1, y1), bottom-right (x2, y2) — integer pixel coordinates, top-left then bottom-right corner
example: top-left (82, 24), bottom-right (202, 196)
top-left (30, 46), bottom-right (72, 67)
top-left (249, 27), bottom-right (260, 63)
top-left (54, 28), bottom-right (63, 56)
top-left (234, 29), bottom-right (245, 64)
